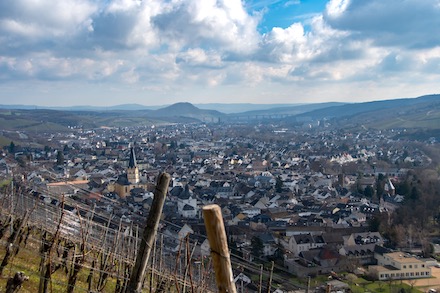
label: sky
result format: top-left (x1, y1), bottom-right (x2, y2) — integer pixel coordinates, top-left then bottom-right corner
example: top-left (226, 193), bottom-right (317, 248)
top-left (0, 0), bottom-right (439, 106)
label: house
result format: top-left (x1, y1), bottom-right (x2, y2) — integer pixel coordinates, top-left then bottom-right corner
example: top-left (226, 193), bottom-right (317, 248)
top-left (288, 233), bottom-right (325, 256)
top-left (338, 232), bottom-right (385, 265)
top-left (199, 239), bottom-right (210, 258)
top-left (339, 244), bottom-right (377, 265)
top-left (258, 233), bottom-right (278, 256)
top-left (384, 179), bottom-right (395, 196)
top-left (163, 224), bottom-right (194, 252)
top-left (358, 177), bottom-right (375, 190)
top-left (175, 185), bottom-right (199, 218)
top-left (343, 232), bottom-right (384, 246)
top-left (285, 246), bottom-right (349, 277)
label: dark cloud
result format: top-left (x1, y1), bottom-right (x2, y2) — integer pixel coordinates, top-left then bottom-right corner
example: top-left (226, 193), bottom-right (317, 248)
top-left (324, 0), bottom-right (440, 49)
top-left (91, 11), bottom-right (139, 50)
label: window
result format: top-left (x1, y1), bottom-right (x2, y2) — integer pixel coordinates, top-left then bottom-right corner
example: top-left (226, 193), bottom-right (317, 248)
top-left (415, 265), bottom-right (418, 268)
top-left (403, 265), bottom-right (407, 269)
top-left (422, 264), bottom-right (425, 267)
top-left (409, 265), bottom-right (412, 268)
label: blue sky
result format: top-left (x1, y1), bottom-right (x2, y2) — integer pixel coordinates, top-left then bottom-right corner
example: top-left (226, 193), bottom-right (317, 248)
top-left (248, 0), bottom-right (327, 32)
top-left (0, 0), bottom-right (439, 106)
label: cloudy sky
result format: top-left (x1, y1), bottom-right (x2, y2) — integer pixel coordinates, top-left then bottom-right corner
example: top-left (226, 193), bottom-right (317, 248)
top-left (0, 0), bottom-right (439, 106)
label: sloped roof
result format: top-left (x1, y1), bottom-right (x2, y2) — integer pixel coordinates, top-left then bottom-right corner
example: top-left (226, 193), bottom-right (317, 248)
top-left (183, 204), bottom-right (195, 211)
top-left (128, 147), bottom-right (137, 168)
top-left (178, 185), bottom-right (192, 200)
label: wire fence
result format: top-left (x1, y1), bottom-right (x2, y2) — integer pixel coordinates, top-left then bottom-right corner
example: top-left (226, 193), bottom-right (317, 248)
top-left (0, 185), bottom-right (302, 292)
top-left (0, 191), bottom-right (219, 292)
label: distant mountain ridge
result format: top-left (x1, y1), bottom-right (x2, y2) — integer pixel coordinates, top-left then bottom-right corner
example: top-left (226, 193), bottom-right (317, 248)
top-left (232, 102), bottom-right (346, 117)
top-left (0, 102), bottom-right (308, 113)
top-left (0, 104), bottom-right (161, 111)
top-left (284, 94), bottom-right (440, 133)
top-left (294, 94), bottom-right (440, 120)
top-left (0, 95), bottom-right (439, 132)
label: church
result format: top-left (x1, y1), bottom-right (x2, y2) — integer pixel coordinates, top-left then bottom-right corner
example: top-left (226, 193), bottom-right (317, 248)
top-left (112, 147), bottom-right (149, 198)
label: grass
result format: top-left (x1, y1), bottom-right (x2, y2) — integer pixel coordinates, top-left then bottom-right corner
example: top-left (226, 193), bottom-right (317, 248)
top-left (369, 109), bottom-right (440, 130)
top-left (0, 135), bottom-right (12, 147)
top-left (0, 240), bottom-right (120, 292)
top-left (347, 277), bottom-right (423, 293)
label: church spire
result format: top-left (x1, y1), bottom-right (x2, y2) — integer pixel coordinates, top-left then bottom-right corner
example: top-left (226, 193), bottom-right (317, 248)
top-left (128, 146), bottom-right (137, 168)
top-left (127, 145), bottom-right (139, 184)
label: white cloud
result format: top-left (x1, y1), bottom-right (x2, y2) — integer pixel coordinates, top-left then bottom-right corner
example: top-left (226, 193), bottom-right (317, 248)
top-left (176, 49), bottom-right (223, 68)
top-left (0, 0), bottom-right (97, 39)
top-left (152, 0), bottom-right (260, 54)
top-left (284, 1), bottom-right (301, 8)
top-left (325, 0), bottom-right (350, 18)
top-left (0, 0), bottom-right (440, 105)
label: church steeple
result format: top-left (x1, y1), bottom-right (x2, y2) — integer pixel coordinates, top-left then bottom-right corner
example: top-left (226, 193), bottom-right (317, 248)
top-left (127, 146), bottom-right (139, 184)
top-left (128, 146), bottom-right (137, 168)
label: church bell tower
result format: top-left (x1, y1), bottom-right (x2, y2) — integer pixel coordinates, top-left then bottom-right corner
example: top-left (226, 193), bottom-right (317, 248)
top-left (127, 146), bottom-right (139, 184)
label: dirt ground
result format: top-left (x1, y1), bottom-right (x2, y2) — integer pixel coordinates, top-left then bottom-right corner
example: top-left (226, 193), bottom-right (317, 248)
top-left (403, 267), bottom-right (440, 291)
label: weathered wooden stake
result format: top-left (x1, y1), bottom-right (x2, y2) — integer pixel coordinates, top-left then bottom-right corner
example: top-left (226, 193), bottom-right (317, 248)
top-left (202, 204), bottom-right (237, 293)
top-left (258, 264), bottom-right (263, 293)
top-left (266, 261), bottom-right (274, 293)
top-left (126, 172), bottom-right (170, 293)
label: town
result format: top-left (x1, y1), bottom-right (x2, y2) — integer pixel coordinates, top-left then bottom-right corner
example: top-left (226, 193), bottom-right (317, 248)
top-left (1, 115), bottom-right (439, 292)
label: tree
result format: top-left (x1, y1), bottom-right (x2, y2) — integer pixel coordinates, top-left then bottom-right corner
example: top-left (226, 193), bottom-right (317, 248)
top-left (229, 237), bottom-right (243, 258)
top-left (272, 242), bottom-right (286, 265)
top-left (377, 173), bottom-right (386, 196)
top-left (275, 176), bottom-right (283, 193)
top-left (8, 141), bottom-right (15, 154)
top-left (56, 150), bottom-right (64, 166)
top-left (395, 180), bottom-right (410, 197)
top-left (369, 216), bottom-right (382, 232)
top-left (409, 186), bottom-right (419, 201)
top-left (364, 185), bottom-right (375, 198)
top-left (251, 236), bottom-right (264, 260)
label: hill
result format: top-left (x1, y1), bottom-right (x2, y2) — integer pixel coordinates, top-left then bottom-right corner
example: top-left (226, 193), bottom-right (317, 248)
top-left (1, 96), bottom-right (439, 133)
top-left (145, 102), bottom-right (224, 122)
top-left (0, 103), bottom-right (162, 111)
top-left (286, 94), bottom-right (440, 130)
top-left (292, 95), bottom-right (440, 120)
top-left (0, 102), bottom-right (225, 132)
top-left (195, 103), bottom-right (303, 113)
top-left (230, 102), bottom-right (345, 117)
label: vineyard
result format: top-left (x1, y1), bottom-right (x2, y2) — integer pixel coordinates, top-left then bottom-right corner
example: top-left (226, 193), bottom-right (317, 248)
top-left (0, 185), bottom-right (221, 292)
top-left (0, 180), bottom-right (301, 292)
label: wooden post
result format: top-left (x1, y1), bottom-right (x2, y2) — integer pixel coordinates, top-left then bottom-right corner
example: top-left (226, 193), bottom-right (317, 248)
top-left (258, 264), bottom-right (263, 293)
top-left (266, 261), bottom-right (274, 293)
top-left (127, 172), bottom-right (170, 293)
top-left (202, 204), bottom-right (237, 293)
